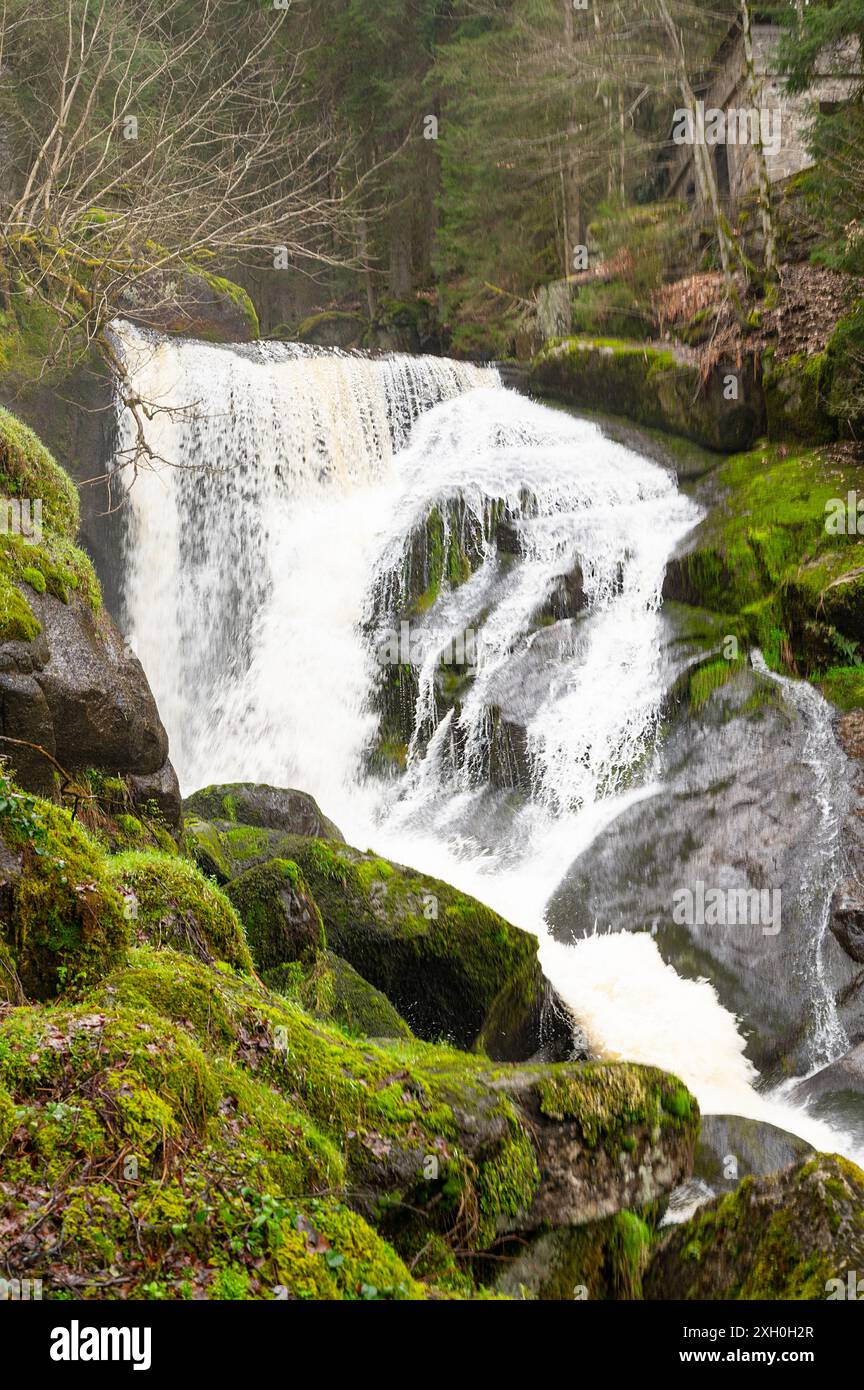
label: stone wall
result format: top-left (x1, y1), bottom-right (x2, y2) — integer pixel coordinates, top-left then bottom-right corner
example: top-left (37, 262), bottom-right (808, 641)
top-left (666, 24), bottom-right (860, 210)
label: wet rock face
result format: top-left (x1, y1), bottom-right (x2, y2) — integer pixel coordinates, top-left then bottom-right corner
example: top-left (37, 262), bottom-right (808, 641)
top-left (0, 590), bottom-right (173, 807)
top-left (792, 1044), bottom-right (864, 1107)
top-left (831, 881), bottom-right (864, 963)
top-left (695, 1115), bottom-right (815, 1192)
top-left (546, 624), bottom-right (861, 1074)
top-left (788, 1045), bottom-right (864, 1150)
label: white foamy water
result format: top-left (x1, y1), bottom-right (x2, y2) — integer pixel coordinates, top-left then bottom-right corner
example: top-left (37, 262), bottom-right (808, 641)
top-left (113, 321), bottom-right (862, 1164)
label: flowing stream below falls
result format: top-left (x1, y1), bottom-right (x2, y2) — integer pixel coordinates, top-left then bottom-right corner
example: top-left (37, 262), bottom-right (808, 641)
top-left (112, 320), bottom-right (862, 1162)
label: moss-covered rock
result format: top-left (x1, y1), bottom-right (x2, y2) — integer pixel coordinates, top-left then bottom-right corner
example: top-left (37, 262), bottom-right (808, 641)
top-left (226, 859), bottom-right (324, 972)
top-left (0, 410), bottom-right (175, 801)
top-left (183, 783), bottom-right (344, 881)
top-left (663, 443), bottom-right (864, 684)
top-left (0, 945), bottom-right (697, 1297)
top-left (0, 774), bottom-right (127, 1000)
top-left (644, 1154), bottom-right (864, 1300)
top-left (251, 836), bottom-right (562, 1058)
top-left (0, 406), bottom-right (100, 647)
top-left (763, 349), bottom-right (836, 444)
top-left (184, 782), bottom-right (344, 841)
top-left (105, 850), bottom-right (252, 973)
top-left (530, 337), bottom-right (764, 452)
top-left (264, 949), bottom-right (414, 1040)
top-left (119, 265), bottom-right (259, 342)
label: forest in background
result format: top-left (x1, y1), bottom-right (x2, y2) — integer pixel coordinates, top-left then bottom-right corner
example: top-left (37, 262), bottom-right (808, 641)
top-left (0, 0), bottom-right (863, 363)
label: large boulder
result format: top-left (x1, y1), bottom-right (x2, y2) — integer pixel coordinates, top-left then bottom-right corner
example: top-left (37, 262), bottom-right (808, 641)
top-left (791, 1045), bottom-right (864, 1107)
top-left (0, 406), bottom-right (176, 817)
top-left (530, 338), bottom-right (764, 453)
top-left (248, 836), bottom-right (573, 1060)
top-left (644, 1155), bottom-right (864, 1300)
top-left (695, 1114), bottom-right (815, 1192)
top-left (546, 631), bottom-right (860, 1075)
top-left (183, 783), bottom-right (344, 880)
top-left (788, 1046), bottom-right (864, 1148)
top-left (184, 783), bottom-right (344, 840)
top-left (118, 267), bottom-right (259, 342)
top-left (1, 589), bottom-right (170, 793)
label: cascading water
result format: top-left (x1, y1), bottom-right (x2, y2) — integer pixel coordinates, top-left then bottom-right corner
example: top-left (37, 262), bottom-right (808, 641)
top-left (113, 319), bottom-right (860, 1161)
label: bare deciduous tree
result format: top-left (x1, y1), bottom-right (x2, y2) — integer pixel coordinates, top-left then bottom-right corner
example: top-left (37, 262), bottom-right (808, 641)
top-left (0, 0), bottom-right (357, 466)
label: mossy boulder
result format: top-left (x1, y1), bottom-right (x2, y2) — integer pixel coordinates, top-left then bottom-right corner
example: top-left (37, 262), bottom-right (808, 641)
top-left (0, 405), bottom-right (99, 650)
top-left (662, 443), bottom-right (864, 683)
top-left (183, 783), bottom-right (344, 882)
top-left (254, 836), bottom-right (566, 1059)
top-left (0, 409), bottom-right (175, 801)
top-left (644, 1155), bottom-right (864, 1300)
top-left (226, 859), bottom-right (324, 972)
top-left (105, 850), bottom-right (252, 973)
top-left (0, 776), bottom-right (127, 1000)
top-left (184, 783), bottom-right (344, 841)
top-left (530, 337), bottom-right (764, 452)
top-left (0, 945), bottom-right (698, 1297)
top-left (264, 950), bottom-right (414, 1041)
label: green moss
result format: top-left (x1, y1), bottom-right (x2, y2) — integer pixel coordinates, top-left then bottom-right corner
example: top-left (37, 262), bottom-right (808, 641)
top-left (0, 405), bottom-right (79, 537)
top-left (266, 950), bottom-right (414, 1040)
top-left (269, 836), bottom-right (546, 1052)
top-left (667, 443), bottom-right (864, 687)
top-left (688, 656), bottom-right (746, 711)
top-left (819, 664), bottom-right (864, 710)
top-left (21, 564), bottom-right (46, 593)
top-left (0, 409), bottom-right (101, 642)
top-left (0, 776), bottom-right (127, 999)
top-left (0, 1081), bottom-right (16, 1147)
top-left (199, 273), bottom-right (260, 340)
top-left (763, 350), bottom-right (836, 444)
top-left (106, 850), bottom-right (252, 973)
top-left (536, 1062), bottom-right (698, 1150)
top-left (474, 1104), bottom-right (541, 1244)
top-left (226, 859), bottom-right (324, 972)
top-left (0, 575), bottom-right (41, 641)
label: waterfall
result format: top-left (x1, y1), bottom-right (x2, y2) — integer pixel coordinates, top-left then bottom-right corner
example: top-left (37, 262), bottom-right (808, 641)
top-left (113, 321), bottom-right (860, 1162)
top-left (112, 320), bottom-right (495, 795)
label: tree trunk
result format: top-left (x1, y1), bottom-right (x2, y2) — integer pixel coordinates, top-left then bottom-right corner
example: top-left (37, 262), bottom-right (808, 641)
top-left (741, 0), bottom-right (779, 289)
